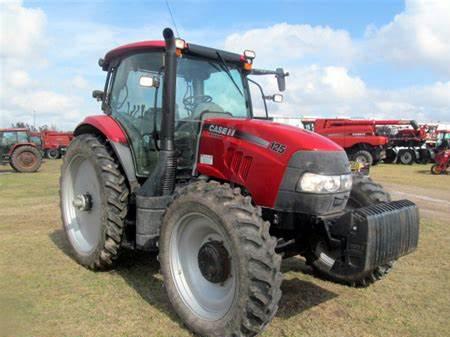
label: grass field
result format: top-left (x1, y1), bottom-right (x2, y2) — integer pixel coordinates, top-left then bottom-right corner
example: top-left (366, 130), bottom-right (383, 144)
top-left (1, 161), bottom-right (449, 337)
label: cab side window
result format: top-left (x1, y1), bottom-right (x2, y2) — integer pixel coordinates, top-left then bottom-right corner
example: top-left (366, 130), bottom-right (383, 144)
top-left (1, 132), bottom-right (17, 146)
top-left (109, 52), bottom-right (164, 176)
top-left (17, 132), bottom-right (28, 143)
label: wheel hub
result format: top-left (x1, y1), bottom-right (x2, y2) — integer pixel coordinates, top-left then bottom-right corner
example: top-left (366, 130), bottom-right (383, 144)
top-left (18, 152), bottom-right (36, 167)
top-left (197, 240), bottom-right (231, 284)
top-left (72, 194), bottom-right (92, 211)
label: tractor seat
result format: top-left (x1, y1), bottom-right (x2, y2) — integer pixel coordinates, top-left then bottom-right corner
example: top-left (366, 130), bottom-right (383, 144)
top-left (192, 102), bottom-right (224, 120)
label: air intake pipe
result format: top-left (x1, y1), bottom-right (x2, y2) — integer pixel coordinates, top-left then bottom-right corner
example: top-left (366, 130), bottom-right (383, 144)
top-left (139, 27), bottom-right (177, 196)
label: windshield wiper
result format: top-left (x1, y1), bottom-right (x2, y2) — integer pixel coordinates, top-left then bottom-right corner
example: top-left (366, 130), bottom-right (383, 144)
top-left (215, 51), bottom-right (243, 96)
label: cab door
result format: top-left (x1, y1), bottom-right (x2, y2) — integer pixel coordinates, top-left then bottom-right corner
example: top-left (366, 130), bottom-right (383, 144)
top-left (0, 131), bottom-right (17, 159)
top-left (108, 52), bottom-right (164, 177)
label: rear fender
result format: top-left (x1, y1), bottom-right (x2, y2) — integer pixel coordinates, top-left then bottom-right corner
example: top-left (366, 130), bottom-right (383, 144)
top-left (74, 115), bottom-right (139, 192)
top-left (8, 143), bottom-right (37, 155)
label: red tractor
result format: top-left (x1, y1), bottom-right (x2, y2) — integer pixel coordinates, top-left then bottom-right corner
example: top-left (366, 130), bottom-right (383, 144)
top-left (60, 29), bottom-right (419, 337)
top-left (0, 128), bottom-right (42, 172)
top-left (431, 130), bottom-right (450, 174)
top-left (431, 149), bottom-right (449, 174)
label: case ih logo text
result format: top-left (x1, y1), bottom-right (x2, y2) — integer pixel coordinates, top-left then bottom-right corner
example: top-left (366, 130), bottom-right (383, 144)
top-left (208, 124), bottom-right (236, 137)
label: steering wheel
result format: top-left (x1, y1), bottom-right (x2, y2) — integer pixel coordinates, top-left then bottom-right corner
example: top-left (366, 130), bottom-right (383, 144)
top-left (183, 95), bottom-right (213, 112)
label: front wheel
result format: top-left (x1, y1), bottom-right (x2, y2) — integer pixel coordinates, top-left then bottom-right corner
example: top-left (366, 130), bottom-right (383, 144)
top-left (159, 181), bottom-right (282, 337)
top-left (430, 164), bottom-right (442, 175)
top-left (60, 134), bottom-right (129, 270)
top-left (352, 149), bottom-right (373, 166)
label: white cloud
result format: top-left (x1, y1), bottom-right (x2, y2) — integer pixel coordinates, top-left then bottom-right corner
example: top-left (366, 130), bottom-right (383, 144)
top-left (224, 1), bottom-right (450, 123)
top-left (364, 0), bottom-right (450, 74)
top-left (279, 66), bottom-right (449, 122)
top-left (0, 0), bottom-right (83, 129)
top-left (225, 22), bottom-right (356, 67)
top-left (71, 75), bottom-right (89, 90)
top-left (0, 0), bottom-right (46, 62)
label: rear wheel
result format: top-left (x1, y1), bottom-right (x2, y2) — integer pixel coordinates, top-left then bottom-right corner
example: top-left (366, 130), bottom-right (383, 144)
top-left (60, 134), bottom-right (129, 270)
top-left (352, 149), bottom-right (373, 166)
top-left (159, 181), bottom-right (282, 337)
top-left (399, 149), bottom-right (415, 165)
top-left (10, 146), bottom-right (42, 172)
top-left (47, 148), bottom-right (60, 159)
top-left (307, 176), bottom-right (395, 287)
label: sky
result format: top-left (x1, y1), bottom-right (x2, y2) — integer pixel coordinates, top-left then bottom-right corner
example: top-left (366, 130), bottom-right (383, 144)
top-left (1, 0), bottom-right (449, 130)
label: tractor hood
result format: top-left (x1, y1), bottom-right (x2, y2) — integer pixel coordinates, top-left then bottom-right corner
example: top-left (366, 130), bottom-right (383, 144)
top-left (197, 117), bottom-right (348, 209)
top-left (202, 117), bottom-right (343, 156)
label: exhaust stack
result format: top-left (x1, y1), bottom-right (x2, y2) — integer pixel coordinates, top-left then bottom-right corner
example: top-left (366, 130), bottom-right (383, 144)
top-left (138, 27), bottom-right (177, 196)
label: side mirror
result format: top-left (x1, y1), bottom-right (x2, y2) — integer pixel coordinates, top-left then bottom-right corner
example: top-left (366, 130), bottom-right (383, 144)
top-left (92, 90), bottom-right (104, 102)
top-left (139, 75), bottom-right (160, 88)
top-left (275, 68), bottom-right (289, 92)
top-left (272, 94), bottom-right (283, 103)
top-left (264, 94), bottom-right (284, 103)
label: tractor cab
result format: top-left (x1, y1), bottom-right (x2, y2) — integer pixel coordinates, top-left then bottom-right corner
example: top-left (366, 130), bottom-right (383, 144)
top-left (95, 38), bottom-right (286, 179)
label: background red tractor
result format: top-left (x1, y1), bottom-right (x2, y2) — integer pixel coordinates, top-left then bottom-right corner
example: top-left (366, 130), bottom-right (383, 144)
top-left (0, 128), bottom-right (42, 172)
top-left (431, 131), bottom-right (450, 174)
top-left (60, 28), bottom-right (419, 337)
top-left (431, 149), bottom-right (449, 175)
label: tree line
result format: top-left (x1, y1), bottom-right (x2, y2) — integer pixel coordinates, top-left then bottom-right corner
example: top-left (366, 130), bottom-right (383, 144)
top-left (10, 122), bottom-right (58, 132)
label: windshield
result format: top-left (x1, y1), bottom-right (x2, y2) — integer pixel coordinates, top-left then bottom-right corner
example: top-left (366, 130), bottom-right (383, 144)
top-left (176, 56), bottom-right (250, 120)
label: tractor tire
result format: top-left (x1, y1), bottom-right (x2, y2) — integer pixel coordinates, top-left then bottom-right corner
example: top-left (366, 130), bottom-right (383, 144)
top-left (307, 175), bottom-right (395, 287)
top-left (398, 149), bottom-right (415, 165)
top-left (159, 180), bottom-right (282, 337)
top-left (430, 164), bottom-right (443, 175)
top-left (47, 148), bottom-right (60, 159)
top-left (352, 150), bottom-right (373, 166)
top-left (10, 145), bottom-right (42, 173)
top-left (60, 134), bottom-right (129, 270)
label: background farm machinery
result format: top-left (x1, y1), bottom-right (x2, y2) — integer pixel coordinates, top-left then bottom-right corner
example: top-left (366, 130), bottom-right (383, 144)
top-left (308, 118), bottom-right (441, 165)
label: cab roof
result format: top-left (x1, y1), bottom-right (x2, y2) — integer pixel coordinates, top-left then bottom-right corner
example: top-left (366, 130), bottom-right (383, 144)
top-left (102, 40), bottom-right (244, 70)
top-left (0, 128), bottom-right (28, 132)
top-left (104, 40), bottom-right (165, 66)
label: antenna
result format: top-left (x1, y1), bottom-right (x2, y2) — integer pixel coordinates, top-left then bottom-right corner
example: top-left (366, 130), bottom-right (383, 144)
top-left (165, 0), bottom-right (180, 37)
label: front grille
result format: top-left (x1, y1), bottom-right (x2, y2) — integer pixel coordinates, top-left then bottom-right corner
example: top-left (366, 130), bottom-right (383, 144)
top-left (225, 148), bottom-right (252, 180)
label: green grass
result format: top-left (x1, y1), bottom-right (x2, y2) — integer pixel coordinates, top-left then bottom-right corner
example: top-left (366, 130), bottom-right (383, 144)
top-left (371, 163), bottom-right (450, 191)
top-left (1, 161), bottom-right (449, 337)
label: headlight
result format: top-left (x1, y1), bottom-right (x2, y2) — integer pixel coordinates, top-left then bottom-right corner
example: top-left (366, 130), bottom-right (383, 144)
top-left (297, 173), bottom-right (352, 193)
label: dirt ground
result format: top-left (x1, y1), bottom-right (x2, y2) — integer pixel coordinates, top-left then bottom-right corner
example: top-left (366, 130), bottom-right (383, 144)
top-left (0, 161), bottom-right (449, 337)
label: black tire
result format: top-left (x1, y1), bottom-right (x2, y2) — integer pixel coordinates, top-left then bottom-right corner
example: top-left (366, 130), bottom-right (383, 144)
top-left (10, 145), bottom-right (42, 172)
top-left (47, 148), bottom-right (60, 159)
top-left (399, 149), bottom-right (415, 165)
top-left (60, 134), bottom-right (129, 270)
top-left (383, 149), bottom-right (397, 164)
top-left (308, 175), bottom-right (395, 287)
top-left (159, 180), bottom-right (282, 337)
top-left (416, 149), bottom-right (431, 164)
top-left (430, 164), bottom-right (442, 175)
top-left (352, 149), bottom-right (373, 166)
